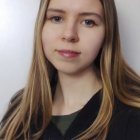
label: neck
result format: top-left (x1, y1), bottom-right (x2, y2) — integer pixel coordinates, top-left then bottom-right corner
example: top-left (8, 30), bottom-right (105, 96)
top-left (54, 67), bottom-right (102, 106)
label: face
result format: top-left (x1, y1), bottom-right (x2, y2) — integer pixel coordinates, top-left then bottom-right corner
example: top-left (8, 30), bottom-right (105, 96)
top-left (42, 0), bottom-right (105, 75)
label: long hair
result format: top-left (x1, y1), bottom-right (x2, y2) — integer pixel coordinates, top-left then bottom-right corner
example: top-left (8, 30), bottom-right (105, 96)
top-left (1, 0), bottom-right (140, 139)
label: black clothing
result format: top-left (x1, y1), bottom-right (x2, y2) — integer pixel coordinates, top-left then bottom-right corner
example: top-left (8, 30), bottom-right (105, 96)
top-left (40, 90), bottom-right (140, 140)
top-left (2, 89), bottom-right (140, 140)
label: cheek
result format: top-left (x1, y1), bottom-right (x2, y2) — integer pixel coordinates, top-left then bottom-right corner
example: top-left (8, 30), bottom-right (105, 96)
top-left (83, 29), bottom-right (105, 58)
top-left (42, 25), bottom-right (56, 55)
top-left (42, 23), bottom-right (62, 43)
top-left (42, 25), bottom-right (53, 47)
top-left (41, 26), bottom-right (53, 60)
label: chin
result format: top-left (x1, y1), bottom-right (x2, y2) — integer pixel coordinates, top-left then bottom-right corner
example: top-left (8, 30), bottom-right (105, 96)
top-left (55, 66), bottom-right (90, 76)
top-left (50, 61), bottom-right (92, 76)
top-left (57, 68), bottom-right (80, 75)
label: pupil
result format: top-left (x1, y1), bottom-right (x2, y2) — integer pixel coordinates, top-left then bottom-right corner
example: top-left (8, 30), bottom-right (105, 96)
top-left (86, 20), bottom-right (92, 25)
top-left (56, 17), bottom-right (60, 21)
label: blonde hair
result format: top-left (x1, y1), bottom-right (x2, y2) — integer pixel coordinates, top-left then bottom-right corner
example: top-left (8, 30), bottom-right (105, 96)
top-left (1, 0), bottom-right (140, 139)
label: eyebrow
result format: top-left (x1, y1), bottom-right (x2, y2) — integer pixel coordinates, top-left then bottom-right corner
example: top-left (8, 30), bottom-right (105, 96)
top-left (47, 8), bottom-right (103, 20)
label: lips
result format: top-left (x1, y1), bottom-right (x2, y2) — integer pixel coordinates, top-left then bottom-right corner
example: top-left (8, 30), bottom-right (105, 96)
top-left (56, 49), bottom-right (81, 58)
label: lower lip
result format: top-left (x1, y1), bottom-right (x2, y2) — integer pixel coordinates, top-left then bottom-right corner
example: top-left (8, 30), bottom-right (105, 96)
top-left (57, 51), bottom-right (81, 58)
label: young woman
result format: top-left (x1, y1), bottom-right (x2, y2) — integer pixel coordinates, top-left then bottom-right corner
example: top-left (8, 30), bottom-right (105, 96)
top-left (1, 0), bottom-right (140, 139)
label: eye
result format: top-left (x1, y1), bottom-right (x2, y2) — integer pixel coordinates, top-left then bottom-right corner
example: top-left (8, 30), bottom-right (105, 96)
top-left (82, 20), bottom-right (96, 27)
top-left (49, 16), bottom-right (62, 23)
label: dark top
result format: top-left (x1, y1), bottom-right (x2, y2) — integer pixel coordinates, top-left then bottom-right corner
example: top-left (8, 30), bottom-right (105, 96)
top-left (40, 90), bottom-right (140, 140)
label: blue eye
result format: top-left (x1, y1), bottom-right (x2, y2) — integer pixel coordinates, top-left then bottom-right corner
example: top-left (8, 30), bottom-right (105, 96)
top-left (82, 20), bottom-right (96, 27)
top-left (50, 16), bottom-right (62, 23)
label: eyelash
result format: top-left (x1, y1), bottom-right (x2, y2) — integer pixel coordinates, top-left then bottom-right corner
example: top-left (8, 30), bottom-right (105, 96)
top-left (49, 16), bottom-right (63, 23)
top-left (47, 16), bottom-right (97, 27)
top-left (82, 20), bottom-right (96, 27)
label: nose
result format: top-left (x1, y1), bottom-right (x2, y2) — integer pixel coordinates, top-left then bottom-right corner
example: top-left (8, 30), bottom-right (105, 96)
top-left (62, 22), bottom-right (79, 42)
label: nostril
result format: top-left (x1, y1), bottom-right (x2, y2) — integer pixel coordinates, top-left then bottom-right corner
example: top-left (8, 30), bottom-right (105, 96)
top-left (62, 32), bottom-right (79, 42)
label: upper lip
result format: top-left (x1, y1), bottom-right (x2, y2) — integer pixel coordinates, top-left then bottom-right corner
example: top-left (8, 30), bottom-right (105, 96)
top-left (55, 49), bottom-right (81, 54)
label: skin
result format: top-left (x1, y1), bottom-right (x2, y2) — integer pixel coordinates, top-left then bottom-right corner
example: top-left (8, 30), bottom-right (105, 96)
top-left (42, 0), bottom-right (105, 115)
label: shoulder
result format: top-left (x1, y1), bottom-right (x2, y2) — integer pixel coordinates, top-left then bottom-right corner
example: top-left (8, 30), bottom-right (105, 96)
top-left (1, 88), bottom-right (24, 123)
top-left (107, 99), bottom-right (140, 140)
top-left (9, 88), bottom-right (24, 105)
top-left (125, 109), bottom-right (140, 139)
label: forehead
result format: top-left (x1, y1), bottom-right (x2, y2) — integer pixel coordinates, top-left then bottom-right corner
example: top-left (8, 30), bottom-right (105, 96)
top-left (47, 0), bottom-right (103, 15)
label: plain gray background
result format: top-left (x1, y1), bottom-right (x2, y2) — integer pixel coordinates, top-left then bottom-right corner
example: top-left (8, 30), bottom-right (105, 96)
top-left (0, 0), bottom-right (140, 120)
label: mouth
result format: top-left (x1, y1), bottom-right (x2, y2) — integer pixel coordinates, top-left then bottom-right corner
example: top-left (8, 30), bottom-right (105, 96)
top-left (55, 49), bottom-right (81, 58)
